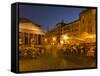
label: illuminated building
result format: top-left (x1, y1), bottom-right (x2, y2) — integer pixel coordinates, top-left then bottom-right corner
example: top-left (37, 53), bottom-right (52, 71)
top-left (45, 22), bottom-right (66, 44)
top-left (62, 20), bottom-right (80, 37)
top-left (80, 8), bottom-right (96, 35)
top-left (19, 18), bottom-right (45, 48)
top-left (45, 8), bottom-right (96, 44)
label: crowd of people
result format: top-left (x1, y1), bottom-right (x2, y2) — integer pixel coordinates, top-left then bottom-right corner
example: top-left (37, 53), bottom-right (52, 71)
top-left (19, 41), bottom-right (96, 59)
top-left (58, 43), bottom-right (96, 57)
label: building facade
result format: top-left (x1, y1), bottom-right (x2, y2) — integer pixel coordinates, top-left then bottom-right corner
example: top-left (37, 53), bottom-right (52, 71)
top-left (62, 20), bottom-right (80, 37)
top-left (19, 18), bottom-right (45, 49)
top-left (45, 8), bottom-right (96, 45)
top-left (80, 8), bottom-right (96, 35)
top-left (45, 22), bottom-right (66, 45)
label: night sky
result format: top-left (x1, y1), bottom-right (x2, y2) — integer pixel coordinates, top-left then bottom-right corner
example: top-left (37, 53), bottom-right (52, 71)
top-left (19, 4), bottom-right (86, 31)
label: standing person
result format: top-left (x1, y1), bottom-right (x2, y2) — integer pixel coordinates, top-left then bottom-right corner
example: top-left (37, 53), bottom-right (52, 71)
top-left (72, 45), bottom-right (78, 56)
top-left (68, 45), bottom-right (71, 56)
top-left (76, 44), bottom-right (80, 56)
top-left (62, 44), bottom-right (67, 55)
top-left (70, 45), bottom-right (74, 56)
top-left (82, 43), bottom-right (87, 56)
top-left (87, 47), bottom-right (95, 57)
top-left (80, 45), bottom-right (84, 56)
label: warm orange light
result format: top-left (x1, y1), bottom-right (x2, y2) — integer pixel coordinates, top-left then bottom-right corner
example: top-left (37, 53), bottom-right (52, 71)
top-left (63, 35), bottom-right (68, 40)
top-left (81, 32), bottom-right (89, 38)
top-left (44, 38), bottom-right (47, 42)
top-left (62, 35), bottom-right (68, 40)
top-left (52, 37), bottom-right (56, 41)
top-left (60, 40), bottom-right (64, 44)
top-left (88, 35), bottom-right (96, 38)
